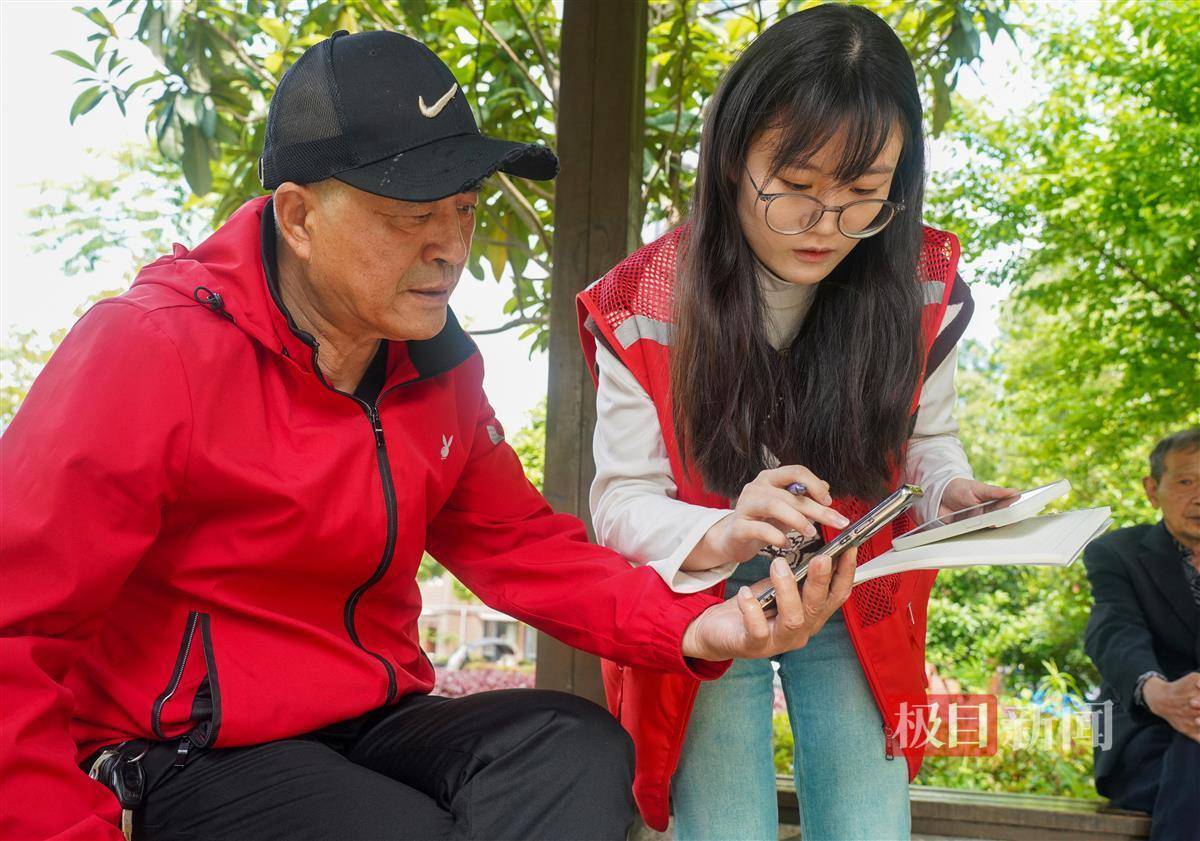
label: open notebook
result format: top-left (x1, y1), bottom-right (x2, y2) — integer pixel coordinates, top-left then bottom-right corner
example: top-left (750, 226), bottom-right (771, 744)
top-left (851, 506), bottom-right (1113, 585)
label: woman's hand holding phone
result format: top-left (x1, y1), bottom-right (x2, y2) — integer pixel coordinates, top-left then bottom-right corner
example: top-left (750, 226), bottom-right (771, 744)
top-left (681, 549), bottom-right (856, 661)
top-left (681, 465), bottom-right (851, 572)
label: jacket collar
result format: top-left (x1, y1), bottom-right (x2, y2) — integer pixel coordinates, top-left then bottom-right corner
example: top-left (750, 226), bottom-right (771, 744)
top-left (1138, 520), bottom-right (1199, 636)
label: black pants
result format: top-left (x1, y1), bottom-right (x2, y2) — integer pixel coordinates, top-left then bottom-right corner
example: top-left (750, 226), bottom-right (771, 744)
top-left (129, 689), bottom-right (635, 841)
top-left (1107, 722), bottom-right (1200, 841)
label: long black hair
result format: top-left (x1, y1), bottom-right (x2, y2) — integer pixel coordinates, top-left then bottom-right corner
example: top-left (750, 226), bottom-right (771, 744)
top-left (671, 3), bottom-right (927, 502)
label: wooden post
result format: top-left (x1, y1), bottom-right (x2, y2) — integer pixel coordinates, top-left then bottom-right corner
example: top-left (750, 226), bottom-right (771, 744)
top-left (535, 0), bottom-right (648, 703)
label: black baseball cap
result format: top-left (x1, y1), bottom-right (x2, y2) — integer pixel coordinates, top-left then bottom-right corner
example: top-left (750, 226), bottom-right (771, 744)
top-left (259, 30), bottom-right (558, 201)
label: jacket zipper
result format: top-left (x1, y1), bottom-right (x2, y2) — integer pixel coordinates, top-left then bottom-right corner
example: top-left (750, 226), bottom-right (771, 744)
top-left (302, 339), bottom-right (407, 705)
top-left (190, 614), bottom-right (222, 749)
top-left (342, 400), bottom-right (400, 704)
top-left (151, 611), bottom-right (199, 739)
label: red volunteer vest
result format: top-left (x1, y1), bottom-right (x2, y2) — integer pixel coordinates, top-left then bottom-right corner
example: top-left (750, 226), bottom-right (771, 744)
top-left (576, 224), bottom-right (961, 830)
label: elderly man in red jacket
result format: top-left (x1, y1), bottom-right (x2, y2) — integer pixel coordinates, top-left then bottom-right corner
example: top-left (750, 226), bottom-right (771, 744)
top-left (0, 31), bottom-right (855, 841)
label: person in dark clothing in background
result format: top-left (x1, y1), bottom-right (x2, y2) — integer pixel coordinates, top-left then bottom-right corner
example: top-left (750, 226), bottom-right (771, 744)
top-left (1084, 427), bottom-right (1200, 841)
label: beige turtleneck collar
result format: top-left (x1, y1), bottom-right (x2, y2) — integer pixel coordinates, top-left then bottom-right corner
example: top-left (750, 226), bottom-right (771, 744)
top-left (754, 256), bottom-right (818, 351)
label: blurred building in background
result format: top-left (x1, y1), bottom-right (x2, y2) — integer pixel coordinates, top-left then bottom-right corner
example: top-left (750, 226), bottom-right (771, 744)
top-left (418, 574), bottom-right (537, 664)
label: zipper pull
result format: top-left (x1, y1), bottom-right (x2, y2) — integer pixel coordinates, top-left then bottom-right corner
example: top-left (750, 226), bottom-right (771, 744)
top-left (368, 408), bottom-right (385, 449)
top-left (173, 736), bottom-right (192, 768)
top-left (882, 722), bottom-right (899, 760)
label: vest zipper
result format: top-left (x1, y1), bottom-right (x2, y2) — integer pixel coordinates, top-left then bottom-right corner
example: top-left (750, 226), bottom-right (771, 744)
top-left (883, 721), bottom-right (902, 760)
top-left (822, 521), bottom-right (902, 762)
top-left (906, 599), bottom-right (920, 651)
top-left (842, 595), bottom-right (901, 761)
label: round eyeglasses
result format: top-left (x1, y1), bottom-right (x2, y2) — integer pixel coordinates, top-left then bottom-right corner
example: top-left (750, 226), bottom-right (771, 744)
top-left (746, 168), bottom-right (904, 239)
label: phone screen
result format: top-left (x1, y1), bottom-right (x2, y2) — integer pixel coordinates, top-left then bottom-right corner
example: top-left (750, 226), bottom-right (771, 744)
top-left (897, 484), bottom-right (1043, 540)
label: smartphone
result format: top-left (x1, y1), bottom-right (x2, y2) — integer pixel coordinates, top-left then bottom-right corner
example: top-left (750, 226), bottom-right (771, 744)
top-left (755, 484), bottom-right (923, 613)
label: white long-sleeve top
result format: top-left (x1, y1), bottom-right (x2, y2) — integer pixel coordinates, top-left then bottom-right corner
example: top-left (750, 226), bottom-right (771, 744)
top-left (589, 261), bottom-right (974, 593)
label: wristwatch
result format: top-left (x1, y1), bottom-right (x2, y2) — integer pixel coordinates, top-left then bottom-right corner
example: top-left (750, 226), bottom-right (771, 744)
top-left (1133, 670), bottom-right (1166, 707)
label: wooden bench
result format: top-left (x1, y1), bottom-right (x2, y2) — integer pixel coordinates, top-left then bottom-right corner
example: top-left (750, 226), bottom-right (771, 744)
top-left (776, 778), bottom-right (1152, 840)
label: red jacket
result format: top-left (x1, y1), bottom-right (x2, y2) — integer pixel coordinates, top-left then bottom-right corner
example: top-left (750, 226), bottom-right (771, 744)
top-left (0, 196), bottom-right (726, 841)
top-left (576, 225), bottom-right (962, 829)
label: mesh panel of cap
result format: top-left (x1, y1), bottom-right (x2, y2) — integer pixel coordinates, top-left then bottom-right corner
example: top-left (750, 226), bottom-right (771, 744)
top-left (261, 39), bottom-right (358, 188)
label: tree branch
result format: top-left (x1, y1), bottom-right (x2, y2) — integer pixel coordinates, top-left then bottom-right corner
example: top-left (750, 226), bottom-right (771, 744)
top-left (494, 172), bottom-right (552, 256)
top-left (201, 19), bottom-right (277, 88)
top-left (466, 314), bottom-right (546, 336)
top-left (486, 215), bottom-right (555, 318)
top-left (471, 0), bottom-right (487, 93)
top-left (714, 0), bottom-right (760, 18)
top-left (359, 2), bottom-right (391, 30)
top-left (642, 108), bottom-right (701, 209)
top-left (522, 179), bottom-right (554, 203)
top-left (672, 0), bottom-right (688, 142)
top-left (668, 0), bottom-right (689, 212)
top-left (490, 217), bottom-right (551, 273)
top-left (914, 28), bottom-right (954, 75)
top-left (1097, 243), bottom-right (1199, 334)
top-left (511, 1), bottom-right (557, 94)
top-left (465, 1), bottom-right (555, 106)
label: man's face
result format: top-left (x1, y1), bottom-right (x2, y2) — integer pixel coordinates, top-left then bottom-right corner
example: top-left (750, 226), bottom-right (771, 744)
top-left (1145, 446), bottom-right (1200, 547)
top-left (302, 181), bottom-right (478, 341)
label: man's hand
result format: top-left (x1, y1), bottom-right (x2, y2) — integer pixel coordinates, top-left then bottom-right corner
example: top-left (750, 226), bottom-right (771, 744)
top-left (938, 477), bottom-right (1019, 519)
top-left (682, 549), bottom-right (855, 661)
top-left (1144, 672), bottom-right (1200, 742)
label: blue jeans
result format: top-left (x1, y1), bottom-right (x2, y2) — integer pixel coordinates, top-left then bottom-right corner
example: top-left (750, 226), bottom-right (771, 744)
top-left (672, 560), bottom-right (910, 841)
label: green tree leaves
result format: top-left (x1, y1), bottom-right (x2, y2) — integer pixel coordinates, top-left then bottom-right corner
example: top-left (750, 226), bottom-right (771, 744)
top-left (57, 0), bottom-right (1016, 344)
top-left (921, 0), bottom-right (1199, 693)
top-left (68, 86), bottom-right (106, 124)
top-left (928, 0), bottom-right (1198, 527)
top-left (54, 6), bottom-right (140, 120)
top-left (52, 49), bottom-right (96, 71)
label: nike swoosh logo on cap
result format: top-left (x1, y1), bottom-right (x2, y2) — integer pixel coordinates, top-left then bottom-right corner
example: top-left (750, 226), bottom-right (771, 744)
top-left (418, 83), bottom-right (458, 118)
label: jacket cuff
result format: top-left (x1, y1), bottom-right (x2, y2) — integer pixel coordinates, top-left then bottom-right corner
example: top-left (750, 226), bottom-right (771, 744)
top-left (647, 510), bottom-right (739, 593)
top-left (653, 589), bottom-right (732, 681)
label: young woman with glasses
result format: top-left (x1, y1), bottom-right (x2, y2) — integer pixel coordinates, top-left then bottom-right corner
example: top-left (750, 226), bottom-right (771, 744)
top-left (576, 5), bottom-right (1014, 839)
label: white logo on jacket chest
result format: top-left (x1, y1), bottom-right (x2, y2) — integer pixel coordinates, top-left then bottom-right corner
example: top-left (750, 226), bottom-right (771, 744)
top-left (440, 435), bottom-right (454, 460)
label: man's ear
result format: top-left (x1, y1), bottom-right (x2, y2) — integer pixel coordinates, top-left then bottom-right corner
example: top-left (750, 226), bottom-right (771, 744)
top-left (272, 182), bottom-right (317, 262)
top-left (1143, 476), bottom-right (1160, 509)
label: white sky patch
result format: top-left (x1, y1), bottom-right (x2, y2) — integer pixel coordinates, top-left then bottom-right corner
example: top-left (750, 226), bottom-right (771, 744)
top-left (2, 2), bottom-right (1057, 432)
